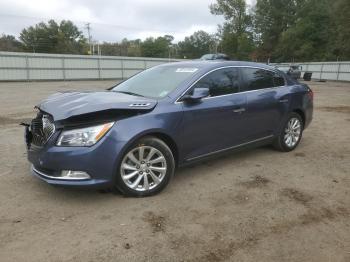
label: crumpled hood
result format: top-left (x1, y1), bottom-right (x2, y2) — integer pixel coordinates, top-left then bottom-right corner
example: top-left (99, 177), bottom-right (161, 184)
top-left (38, 91), bottom-right (157, 121)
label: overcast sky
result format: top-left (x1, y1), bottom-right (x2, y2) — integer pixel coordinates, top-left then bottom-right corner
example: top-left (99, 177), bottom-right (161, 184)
top-left (0, 0), bottom-right (255, 42)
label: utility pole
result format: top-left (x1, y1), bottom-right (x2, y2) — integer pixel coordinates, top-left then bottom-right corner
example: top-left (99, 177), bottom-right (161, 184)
top-left (85, 23), bottom-right (92, 55)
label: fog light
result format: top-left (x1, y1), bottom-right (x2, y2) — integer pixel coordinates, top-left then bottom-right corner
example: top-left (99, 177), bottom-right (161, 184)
top-left (61, 170), bottom-right (90, 179)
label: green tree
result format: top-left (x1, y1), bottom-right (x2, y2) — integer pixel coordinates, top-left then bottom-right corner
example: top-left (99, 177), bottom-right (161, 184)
top-left (177, 31), bottom-right (216, 59)
top-left (20, 20), bottom-right (87, 54)
top-left (210, 0), bottom-right (255, 60)
top-left (273, 0), bottom-right (332, 62)
top-left (330, 0), bottom-right (350, 60)
top-left (140, 35), bottom-right (173, 58)
top-left (0, 34), bottom-right (23, 52)
top-left (253, 0), bottom-right (305, 61)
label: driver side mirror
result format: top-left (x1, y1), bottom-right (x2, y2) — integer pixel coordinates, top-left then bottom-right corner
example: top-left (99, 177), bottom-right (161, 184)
top-left (182, 88), bottom-right (209, 103)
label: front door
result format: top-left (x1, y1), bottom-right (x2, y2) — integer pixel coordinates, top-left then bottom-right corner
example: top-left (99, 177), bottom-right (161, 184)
top-left (180, 67), bottom-right (248, 161)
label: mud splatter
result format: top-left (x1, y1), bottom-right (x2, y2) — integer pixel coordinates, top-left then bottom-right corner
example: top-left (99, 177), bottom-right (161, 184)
top-left (280, 188), bottom-right (313, 205)
top-left (239, 175), bottom-right (270, 188)
top-left (143, 211), bottom-right (166, 233)
top-left (295, 152), bottom-right (306, 157)
top-left (191, 206), bottom-right (348, 262)
top-left (318, 106), bottom-right (350, 114)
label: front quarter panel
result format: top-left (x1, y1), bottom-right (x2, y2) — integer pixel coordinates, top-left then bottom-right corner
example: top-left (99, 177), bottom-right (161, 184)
top-left (111, 101), bottom-right (184, 164)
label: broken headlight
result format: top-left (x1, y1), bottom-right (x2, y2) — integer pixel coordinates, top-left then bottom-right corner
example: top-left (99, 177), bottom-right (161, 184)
top-left (56, 122), bottom-right (114, 147)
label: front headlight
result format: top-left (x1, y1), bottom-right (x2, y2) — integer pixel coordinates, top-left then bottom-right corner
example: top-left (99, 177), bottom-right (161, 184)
top-left (56, 122), bottom-right (114, 147)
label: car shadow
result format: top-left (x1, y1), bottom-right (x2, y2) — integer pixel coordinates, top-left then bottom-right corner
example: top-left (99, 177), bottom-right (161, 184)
top-left (31, 145), bottom-right (278, 201)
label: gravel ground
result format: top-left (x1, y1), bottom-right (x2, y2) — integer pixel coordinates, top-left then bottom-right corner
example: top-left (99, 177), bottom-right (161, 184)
top-left (0, 80), bottom-right (349, 262)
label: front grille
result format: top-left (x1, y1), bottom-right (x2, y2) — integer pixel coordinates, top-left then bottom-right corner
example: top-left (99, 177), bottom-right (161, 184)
top-left (30, 112), bottom-right (55, 147)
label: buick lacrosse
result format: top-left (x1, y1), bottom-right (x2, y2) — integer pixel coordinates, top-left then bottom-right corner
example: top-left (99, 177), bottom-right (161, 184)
top-left (24, 61), bottom-right (313, 196)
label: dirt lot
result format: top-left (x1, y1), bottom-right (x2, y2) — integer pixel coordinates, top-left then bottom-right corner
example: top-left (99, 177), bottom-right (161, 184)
top-left (0, 80), bottom-right (349, 262)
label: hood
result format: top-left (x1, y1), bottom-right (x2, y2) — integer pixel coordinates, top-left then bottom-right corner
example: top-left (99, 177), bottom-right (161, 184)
top-left (38, 91), bottom-right (157, 121)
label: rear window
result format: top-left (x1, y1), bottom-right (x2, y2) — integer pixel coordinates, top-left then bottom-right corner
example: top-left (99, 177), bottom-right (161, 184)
top-left (273, 73), bottom-right (285, 87)
top-left (240, 68), bottom-right (285, 91)
top-left (240, 68), bottom-right (274, 91)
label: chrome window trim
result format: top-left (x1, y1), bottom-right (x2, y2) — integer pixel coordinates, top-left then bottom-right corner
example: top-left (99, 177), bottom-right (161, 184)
top-left (175, 65), bottom-right (286, 104)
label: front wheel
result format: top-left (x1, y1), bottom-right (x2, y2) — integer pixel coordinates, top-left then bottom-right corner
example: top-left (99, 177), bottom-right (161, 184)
top-left (274, 112), bottom-right (304, 152)
top-left (115, 136), bottom-right (175, 197)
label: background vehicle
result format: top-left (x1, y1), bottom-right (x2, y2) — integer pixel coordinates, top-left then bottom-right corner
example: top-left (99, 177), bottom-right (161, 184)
top-left (276, 64), bottom-right (302, 79)
top-left (24, 61), bottom-right (313, 197)
top-left (200, 53), bottom-right (230, 61)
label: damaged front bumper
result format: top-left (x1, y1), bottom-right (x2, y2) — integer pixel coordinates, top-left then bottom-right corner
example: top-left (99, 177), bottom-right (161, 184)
top-left (25, 125), bottom-right (125, 189)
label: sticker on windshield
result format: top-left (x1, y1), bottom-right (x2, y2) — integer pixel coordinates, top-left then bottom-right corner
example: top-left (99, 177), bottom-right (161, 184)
top-left (175, 68), bottom-right (198, 73)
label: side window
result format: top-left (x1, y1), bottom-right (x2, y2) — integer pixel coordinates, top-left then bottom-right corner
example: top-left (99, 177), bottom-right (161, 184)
top-left (273, 72), bottom-right (285, 87)
top-left (193, 68), bottom-right (240, 97)
top-left (240, 68), bottom-right (274, 91)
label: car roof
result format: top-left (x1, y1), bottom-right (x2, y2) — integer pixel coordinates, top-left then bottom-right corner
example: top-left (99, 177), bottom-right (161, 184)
top-left (160, 60), bottom-right (277, 72)
top-left (156, 60), bottom-right (297, 101)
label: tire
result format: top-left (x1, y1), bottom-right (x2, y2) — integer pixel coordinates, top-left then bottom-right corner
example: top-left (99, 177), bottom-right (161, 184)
top-left (115, 136), bottom-right (175, 197)
top-left (273, 112), bottom-right (304, 152)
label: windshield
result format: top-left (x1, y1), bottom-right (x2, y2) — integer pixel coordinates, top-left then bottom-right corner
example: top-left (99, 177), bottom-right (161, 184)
top-left (112, 65), bottom-right (198, 98)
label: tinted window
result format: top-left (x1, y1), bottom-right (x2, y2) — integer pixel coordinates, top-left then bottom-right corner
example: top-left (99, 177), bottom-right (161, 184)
top-left (241, 68), bottom-right (274, 91)
top-left (273, 73), bottom-right (285, 87)
top-left (192, 68), bottom-right (240, 97)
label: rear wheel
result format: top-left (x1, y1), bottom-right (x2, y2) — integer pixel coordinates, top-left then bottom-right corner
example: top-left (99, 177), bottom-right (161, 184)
top-left (274, 112), bottom-right (303, 152)
top-left (115, 136), bottom-right (175, 197)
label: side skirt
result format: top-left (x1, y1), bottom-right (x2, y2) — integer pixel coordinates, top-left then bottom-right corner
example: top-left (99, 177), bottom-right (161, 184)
top-left (180, 135), bottom-right (275, 167)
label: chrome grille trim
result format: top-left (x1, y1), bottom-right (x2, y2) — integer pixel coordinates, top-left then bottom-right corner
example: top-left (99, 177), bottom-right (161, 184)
top-left (30, 113), bottom-right (55, 147)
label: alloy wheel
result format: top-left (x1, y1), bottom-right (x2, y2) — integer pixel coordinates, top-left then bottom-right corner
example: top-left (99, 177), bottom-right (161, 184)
top-left (284, 117), bottom-right (302, 148)
top-left (120, 146), bottom-right (167, 192)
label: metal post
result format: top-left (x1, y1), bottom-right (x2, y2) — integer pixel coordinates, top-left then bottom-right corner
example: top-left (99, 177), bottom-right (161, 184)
top-left (25, 55), bottom-right (29, 81)
top-left (144, 60), bottom-right (147, 70)
top-left (62, 56), bottom-right (66, 81)
top-left (97, 56), bottom-right (101, 80)
top-left (336, 62), bottom-right (341, 81)
top-left (320, 64), bottom-right (324, 81)
top-left (121, 59), bottom-right (124, 80)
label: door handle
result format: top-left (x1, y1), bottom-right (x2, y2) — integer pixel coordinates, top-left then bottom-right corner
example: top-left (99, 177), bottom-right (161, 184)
top-left (232, 108), bottom-right (246, 113)
top-left (279, 99), bottom-right (289, 103)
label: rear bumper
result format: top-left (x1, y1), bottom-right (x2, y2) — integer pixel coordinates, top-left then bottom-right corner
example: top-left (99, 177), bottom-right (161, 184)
top-left (304, 101), bottom-right (313, 129)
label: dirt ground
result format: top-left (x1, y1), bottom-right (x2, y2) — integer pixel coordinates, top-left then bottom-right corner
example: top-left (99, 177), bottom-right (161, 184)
top-left (0, 80), bottom-right (349, 262)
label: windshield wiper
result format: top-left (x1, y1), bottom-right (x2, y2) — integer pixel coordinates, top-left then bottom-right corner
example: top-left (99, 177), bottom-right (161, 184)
top-left (113, 91), bottom-right (145, 97)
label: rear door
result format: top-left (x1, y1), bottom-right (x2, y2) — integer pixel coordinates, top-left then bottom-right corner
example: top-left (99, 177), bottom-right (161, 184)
top-left (239, 67), bottom-right (290, 140)
top-left (180, 67), bottom-right (248, 161)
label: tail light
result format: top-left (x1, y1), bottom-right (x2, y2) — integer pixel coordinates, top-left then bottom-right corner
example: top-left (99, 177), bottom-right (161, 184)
top-left (307, 88), bottom-right (313, 101)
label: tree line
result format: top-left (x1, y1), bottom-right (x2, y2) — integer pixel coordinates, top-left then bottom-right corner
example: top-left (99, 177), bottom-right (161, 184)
top-left (0, 0), bottom-right (349, 62)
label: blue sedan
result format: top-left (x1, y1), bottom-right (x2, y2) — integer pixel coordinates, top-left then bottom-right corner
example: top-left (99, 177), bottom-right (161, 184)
top-left (25, 61), bottom-right (313, 196)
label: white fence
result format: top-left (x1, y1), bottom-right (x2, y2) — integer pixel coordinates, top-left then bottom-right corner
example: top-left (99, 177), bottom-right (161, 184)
top-left (274, 62), bottom-right (350, 81)
top-left (0, 51), bottom-right (349, 82)
top-left (0, 51), bottom-right (180, 81)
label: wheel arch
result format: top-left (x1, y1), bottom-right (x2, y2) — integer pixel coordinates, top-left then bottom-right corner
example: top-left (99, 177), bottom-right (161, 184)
top-left (292, 108), bottom-right (305, 126)
top-left (123, 129), bottom-right (180, 167)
